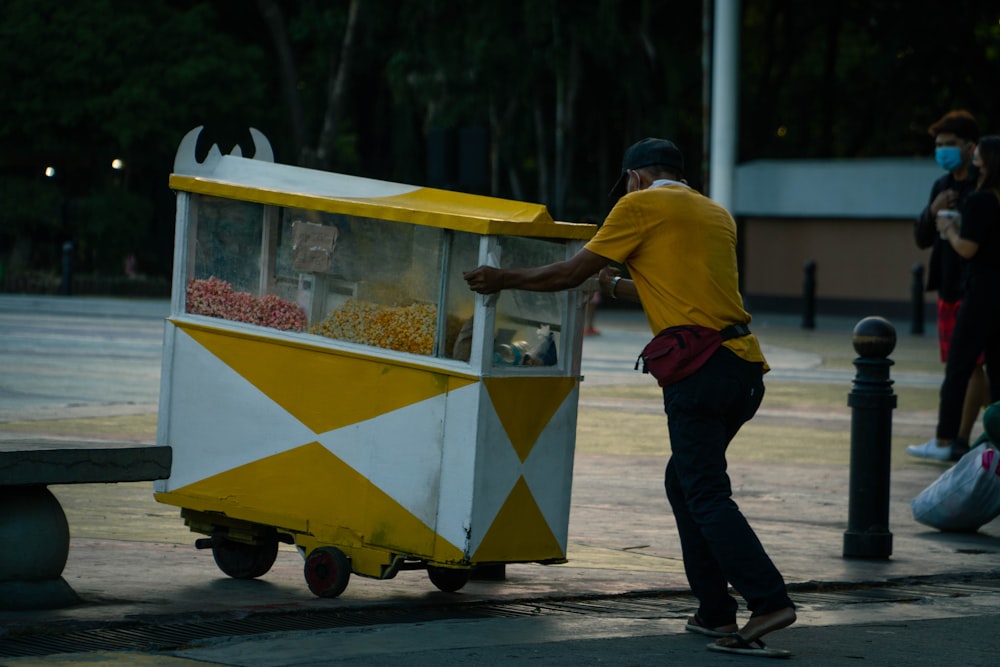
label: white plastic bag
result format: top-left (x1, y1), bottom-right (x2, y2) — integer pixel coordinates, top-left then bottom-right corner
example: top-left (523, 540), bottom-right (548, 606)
top-left (911, 442), bottom-right (1000, 532)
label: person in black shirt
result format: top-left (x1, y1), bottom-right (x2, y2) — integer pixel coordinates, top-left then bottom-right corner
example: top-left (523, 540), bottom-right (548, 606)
top-left (928, 136), bottom-right (1000, 458)
top-left (908, 110), bottom-right (987, 461)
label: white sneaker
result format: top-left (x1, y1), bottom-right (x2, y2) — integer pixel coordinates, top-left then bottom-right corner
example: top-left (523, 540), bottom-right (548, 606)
top-left (906, 439), bottom-right (952, 461)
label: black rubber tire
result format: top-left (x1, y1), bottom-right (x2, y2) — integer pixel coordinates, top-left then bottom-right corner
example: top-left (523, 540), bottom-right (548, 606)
top-left (212, 538), bottom-right (279, 579)
top-left (427, 565), bottom-right (471, 593)
top-left (304, 546), bottom-right (351, 598)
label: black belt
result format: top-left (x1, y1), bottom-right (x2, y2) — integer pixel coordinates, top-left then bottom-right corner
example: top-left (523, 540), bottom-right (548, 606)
top-left (719, 323), bottom-right (751, 340)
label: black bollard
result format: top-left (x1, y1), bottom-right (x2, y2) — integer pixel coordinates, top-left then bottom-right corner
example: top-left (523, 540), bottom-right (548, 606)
top-left (801, 260), bottom-right (816, 330)
top-left (843, 316), bottom-right (897, 559)
top-left (910, 263), bottom-right (925, 336)
top-left (60, 241), bottom-right (74, 296)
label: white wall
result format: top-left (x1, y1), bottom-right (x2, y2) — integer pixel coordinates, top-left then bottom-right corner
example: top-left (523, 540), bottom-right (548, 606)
top-left (734, 159), bottom-right (942, 219)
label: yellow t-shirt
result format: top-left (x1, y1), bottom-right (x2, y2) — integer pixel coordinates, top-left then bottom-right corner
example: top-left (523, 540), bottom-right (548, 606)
top-left (585, 183), bottom-right (768, 368)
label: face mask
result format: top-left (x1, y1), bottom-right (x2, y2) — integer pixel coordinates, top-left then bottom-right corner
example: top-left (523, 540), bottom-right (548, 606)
top-left (935, 146), bottom-right (964, 172)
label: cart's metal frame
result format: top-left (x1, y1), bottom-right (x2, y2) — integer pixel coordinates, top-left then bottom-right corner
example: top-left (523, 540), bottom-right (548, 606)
top-left (156, 127), bottom-right (597, 597)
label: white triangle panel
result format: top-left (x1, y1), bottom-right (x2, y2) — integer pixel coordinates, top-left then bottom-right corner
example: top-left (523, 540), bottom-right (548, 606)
top-left (435, 383), bottom-right (483, 552)
top-left (163, 328), bottom-right (318, 489)
top-left (315, 393), bottom-right (449, 529)
top-left (465, 389), bottom-right (524, 557)
top-left (521, 388), bottom-right (579, 552)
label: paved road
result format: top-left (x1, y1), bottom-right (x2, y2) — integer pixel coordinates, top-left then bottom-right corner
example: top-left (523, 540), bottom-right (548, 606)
top-left (2, 294), bottom-right (999, 666)
top-left (0, 295), bottom-right (166, 422)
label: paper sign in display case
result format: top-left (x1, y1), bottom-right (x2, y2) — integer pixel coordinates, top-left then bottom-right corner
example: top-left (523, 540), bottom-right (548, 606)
top-left (155, 127), bottom-right (597, 597)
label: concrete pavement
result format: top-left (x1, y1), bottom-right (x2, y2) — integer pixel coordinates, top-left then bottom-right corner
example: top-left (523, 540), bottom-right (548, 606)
top-left (1, 295), bottom-right (999, 664)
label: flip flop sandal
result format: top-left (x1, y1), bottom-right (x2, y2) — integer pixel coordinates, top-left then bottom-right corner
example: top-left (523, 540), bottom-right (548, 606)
top-left (707, 633), bottom-right (792, 658)
top-left (685, 613), bottom-right (738, 638)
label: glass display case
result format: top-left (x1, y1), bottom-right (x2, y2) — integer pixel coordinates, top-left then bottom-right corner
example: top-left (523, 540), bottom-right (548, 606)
top-left (181, 196), bottom-right (575, 372)
top-left (156, 127), bottom-right (597, 598)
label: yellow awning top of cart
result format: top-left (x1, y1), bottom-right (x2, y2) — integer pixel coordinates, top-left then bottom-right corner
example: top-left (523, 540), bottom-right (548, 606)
top-left (169, 128), bottom-right (596, 240)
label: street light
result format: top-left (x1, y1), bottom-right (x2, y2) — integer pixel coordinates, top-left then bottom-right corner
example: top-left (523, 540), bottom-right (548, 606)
top-left (111, 158), bottom-right (124, 170)
top-left (44, 166), bottom-right (56, 178)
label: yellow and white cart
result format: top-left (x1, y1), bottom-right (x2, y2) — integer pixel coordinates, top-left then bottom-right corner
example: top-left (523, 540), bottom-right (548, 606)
top-left (155, 127), bottom-right (597, 597)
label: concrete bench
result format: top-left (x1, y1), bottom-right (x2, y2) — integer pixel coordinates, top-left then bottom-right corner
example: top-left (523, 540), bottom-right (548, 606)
top-left (0, 439), bottom-right (172, 610)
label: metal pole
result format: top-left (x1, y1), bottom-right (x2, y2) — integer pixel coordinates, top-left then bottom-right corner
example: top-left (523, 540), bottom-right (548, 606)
top-left (708, 0), bottom-right (740, 208)
top-left (60, 241), bottom-right (74, 296)
top-left (801, 260), bottom-right (816, 330)
top-left (701, 0), bottom-right (713, 191)
top-left (843, 316), bottom-right (897, 559)
top-left (910, 263), bottom-right (925, 336)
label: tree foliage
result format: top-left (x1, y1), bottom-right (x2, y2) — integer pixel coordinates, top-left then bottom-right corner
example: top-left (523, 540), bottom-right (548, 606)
top-left (1, 0), bottom-right (998, 280)
top-left (740, 1), bottom-right (1000, 159)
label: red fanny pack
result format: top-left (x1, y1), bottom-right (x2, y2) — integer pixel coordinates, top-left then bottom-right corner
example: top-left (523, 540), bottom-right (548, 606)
top-left (635, 323), bottom-right (751, 387)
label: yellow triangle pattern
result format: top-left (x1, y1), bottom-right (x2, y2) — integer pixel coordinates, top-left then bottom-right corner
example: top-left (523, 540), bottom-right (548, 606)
top-left (178, 322), bottom-right (476, 433)
top-left (471, 476), bottom-right (563, 562)
top-left (169, 441), bottom-right (464, 563)
top-left (483, 376), bottom-right (577, 462)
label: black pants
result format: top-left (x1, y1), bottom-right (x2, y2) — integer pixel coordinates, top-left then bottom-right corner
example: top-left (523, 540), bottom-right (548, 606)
top-left (937, 291), bottom-right (1000, 440)
top-left (662, 347), bottom-right (794, 627)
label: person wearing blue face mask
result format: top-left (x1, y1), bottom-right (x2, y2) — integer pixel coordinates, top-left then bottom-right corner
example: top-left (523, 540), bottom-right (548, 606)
top-left (928, 137), bottom-right (1000, 465)
top-left (910, 110), bottom-right (987, 461)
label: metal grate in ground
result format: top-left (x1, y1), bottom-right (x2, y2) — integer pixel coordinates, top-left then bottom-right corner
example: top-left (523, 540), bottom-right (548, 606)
top-left (2, 576), bottom-right (998, 658)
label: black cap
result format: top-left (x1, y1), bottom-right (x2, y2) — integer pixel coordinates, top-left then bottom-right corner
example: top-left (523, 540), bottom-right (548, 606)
top-left (609, 138), bottom-right (685, 199)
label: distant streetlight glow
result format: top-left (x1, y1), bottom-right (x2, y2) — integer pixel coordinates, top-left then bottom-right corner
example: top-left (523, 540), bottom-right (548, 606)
top-left (111, 158), bottom-right (124, 170)
top-left (776, 125), bottom-right (788, 138)
top-left (44, 166), bottom-right (56, 178)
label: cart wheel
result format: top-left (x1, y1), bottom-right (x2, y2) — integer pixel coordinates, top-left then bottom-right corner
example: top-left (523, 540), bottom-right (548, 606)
top-left (212, 537), bottom-right (279, 579)
top-left (427, 565), bottom-right (471, 593)
top-left (304, 547), bottom-right (351, 598)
